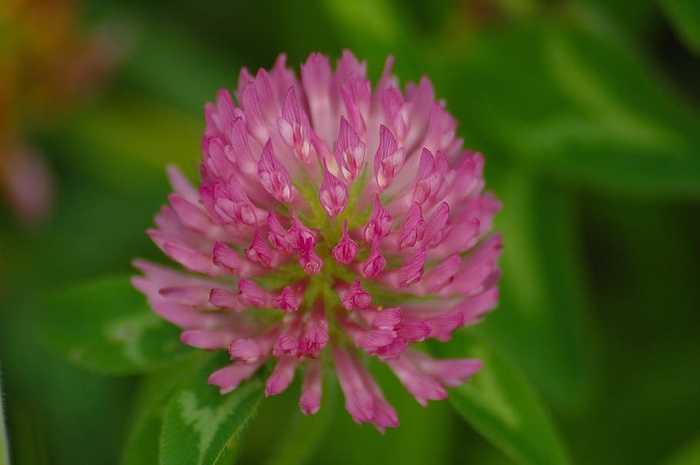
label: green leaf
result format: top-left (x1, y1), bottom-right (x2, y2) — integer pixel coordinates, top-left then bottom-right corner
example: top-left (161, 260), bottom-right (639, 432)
top-left (161, 355), bottom-right (263, 465)
top-left (121, 13), bottom-right (239, 115)
top-left (308, 366), bottom-right (456, 465)
top-left (660, 0), bottom-right (700, 55)
top-left (663, 433), bottom-right (700, 465)
top-left (318, 0), bottom-right (414, 50)
top-left (122, 355), bottom-right (210, 465)
top-left (317, 0), bottom-right (423, 78)
top-left (494, 0), bottom-right (542, 18)
top-left (438, 21), bottom-right (700, 197)
top-left (440, 332), bottom-right (571, 465)
top-left (3, 296), bottom-right (131, 464)
top-left (123, 410), bottom-right (161, 465)
top-left (473, 170), bottom-right (592, 410)
top-left (57, 95), bottom-right (202, 193)
top-left (0, 367), bottom-right (9, 465)
top-left (264, 385), bottom-right (334, 465)
top-left (44, 276), bottom-right (195, 375)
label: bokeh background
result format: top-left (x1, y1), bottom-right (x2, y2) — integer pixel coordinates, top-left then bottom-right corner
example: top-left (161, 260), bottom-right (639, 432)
top-left (1, 0), bottom-right (700, 464)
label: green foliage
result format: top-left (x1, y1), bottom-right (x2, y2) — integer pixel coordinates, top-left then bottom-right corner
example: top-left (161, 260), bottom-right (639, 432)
top-left (435, 332), bottom-right (571, 465)
top-left (263, 388), bottom-right (334, 465)
top-left (57, 97), bottom-right (203, 192)
top-left (317, 0), bottom-right (423, 78)
top-left (661, 0), bottom-right (700, 55)
top-left (436, 21), bottom-right (700, 197)
top-left (44, 277), bottom-right (195, 375)
top-left (121, 355), bottom-right (210, 465)
top-left (663, 433), bottom-right (700, 465)
top-left (0, 368), bottom-right (9, 465)
top-left (475, 171), bottom-right (592, 410)
top-left (160, 356), bottom-right (263, 465)
top-left (121, 13), bottom-right (239, 115)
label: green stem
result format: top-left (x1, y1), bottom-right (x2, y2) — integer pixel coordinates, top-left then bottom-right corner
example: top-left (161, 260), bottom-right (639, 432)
top-left (0, 365), bottom-right (10, 465)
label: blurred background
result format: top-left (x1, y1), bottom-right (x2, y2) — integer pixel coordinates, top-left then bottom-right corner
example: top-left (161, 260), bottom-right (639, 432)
top-left (1, 0), bottom-right (700, 464)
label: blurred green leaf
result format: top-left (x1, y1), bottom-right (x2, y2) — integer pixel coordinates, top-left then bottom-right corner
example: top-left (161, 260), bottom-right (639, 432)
top-left (495, 0), bottom-right (542, 18)
top-left (122, 408), bottom-right (160, 465)
top-left (307, 367), bottom-right (457, 465)
top-left (660, 0), bottom-right (700, 55)
top-left (473, 170), bottom-right (592, 410)
top-left (0, 368), bottom-right (9, 465)
top-left (663, 433), bottom-right (700, 465)
top-left (438, 21), bottom-right (700, 197)
top-left (160, 355), bottom-right (263, 465)
top-left (317, 0), bottom-right (423, 78)
top-left (2, 295), bottom-right (130, 464)
top-left (318, 0), bottom-right (413, 48)
top-left (571, 0), bottom-right (659, 42)
top-left (44, 276), bottom-right (195, 375)
top-left (122, 354), bottom-right (210, 465)
top-left (441, 332), bottom-right (571, 465)
top-left (264, 385), bottom-right (334, 465)
top-left (122, 13), bottom-right (239, 114)
top-left (57, 95), bottom-right (202, 192)
top-left (564, 196), bottom-right (700, 464)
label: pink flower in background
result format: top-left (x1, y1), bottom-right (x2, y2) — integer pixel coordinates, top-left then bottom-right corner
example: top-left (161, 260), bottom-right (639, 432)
top-left (133, 51), bottom-right (501, 432)
top-left (0, 0), bottom-right (125, 226)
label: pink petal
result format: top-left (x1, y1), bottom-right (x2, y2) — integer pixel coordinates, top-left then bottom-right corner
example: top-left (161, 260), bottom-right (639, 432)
top-left (273, 315), bottom-right (305, 358)
top-left (273, 286), bottom-right (303, 313)
top-left (424, 202), bottom-right (450, 249)
top-left (229, 338), bottom-right (265, 363)
top-left (386, 355), bottom-right (446, 407)
top-left (397, 203), bottom-right (425, 250)
top-left (396, 321), bottom-right (430, 343)
top-left (363, 196), bottom-right (393, 244)
top-left (425, 311), bottom-right (465, 342)
top-left (405, 349), bottom-right (482, 387)
top-left (298, 306), bottom-right (330, 357)
top-left (301, 53), bottom-right (335, 142)
top-left (333, 220), bottom-right (359, 265)
top-left (266, 357), bottom-right (298, 396)
top-left (213, 241), bottom-right (263, 278)
top-left (340, 73), bottom-right (371, 137)
top-left (149, 233), bottom-right (220, 276)
top-left (340, 279), bottom-right (371, 311)
top-left (319, 163), bottom-right (348, 217)
top-left (374, 125), bottom-right (405, 191)
top-left (297, 237), bottom-right (324, 275)
top-left (166, 165), bottom-right (199, 202)
top-left (267, 211), bottom-right (295, 253)
top-left (258, 140), bottom-right (293, 202)
top-left (299, 359), bottom-right (323, 415)
top-left (334, 117), bottom-right (366, 182)
top-left (238, 279), bottom-right (273, 308)
top-left (371, 307), bottom-right (402, 329)
top-left (245, 230), bottom-right (279, 267)
top-left (421, 254), bottom-right (461, 294)
top-left (335, 361), bottom-right (373, 423)
top-left (382, 87), bottom-right (407, 144)
top-left (360, 241), bottom-right (386, 279)
top-left (159, 285), bottom-right (214, 307)
top-left (209, 288), bottom-right (244, 311)
top-left (398, 247), bottom-right (427, 287)
top-left (208, 361), bottom-right (262, 394)
top-left (181, 329), bottom-right (233, 350)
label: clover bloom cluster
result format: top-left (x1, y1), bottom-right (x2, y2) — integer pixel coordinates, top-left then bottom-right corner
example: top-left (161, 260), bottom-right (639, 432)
top-left (133, 51), bottom-right (502, 432)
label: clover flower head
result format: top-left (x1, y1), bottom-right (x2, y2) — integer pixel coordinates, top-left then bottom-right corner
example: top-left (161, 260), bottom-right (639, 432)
top-left (133, 51), bottom-right (502, 432)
